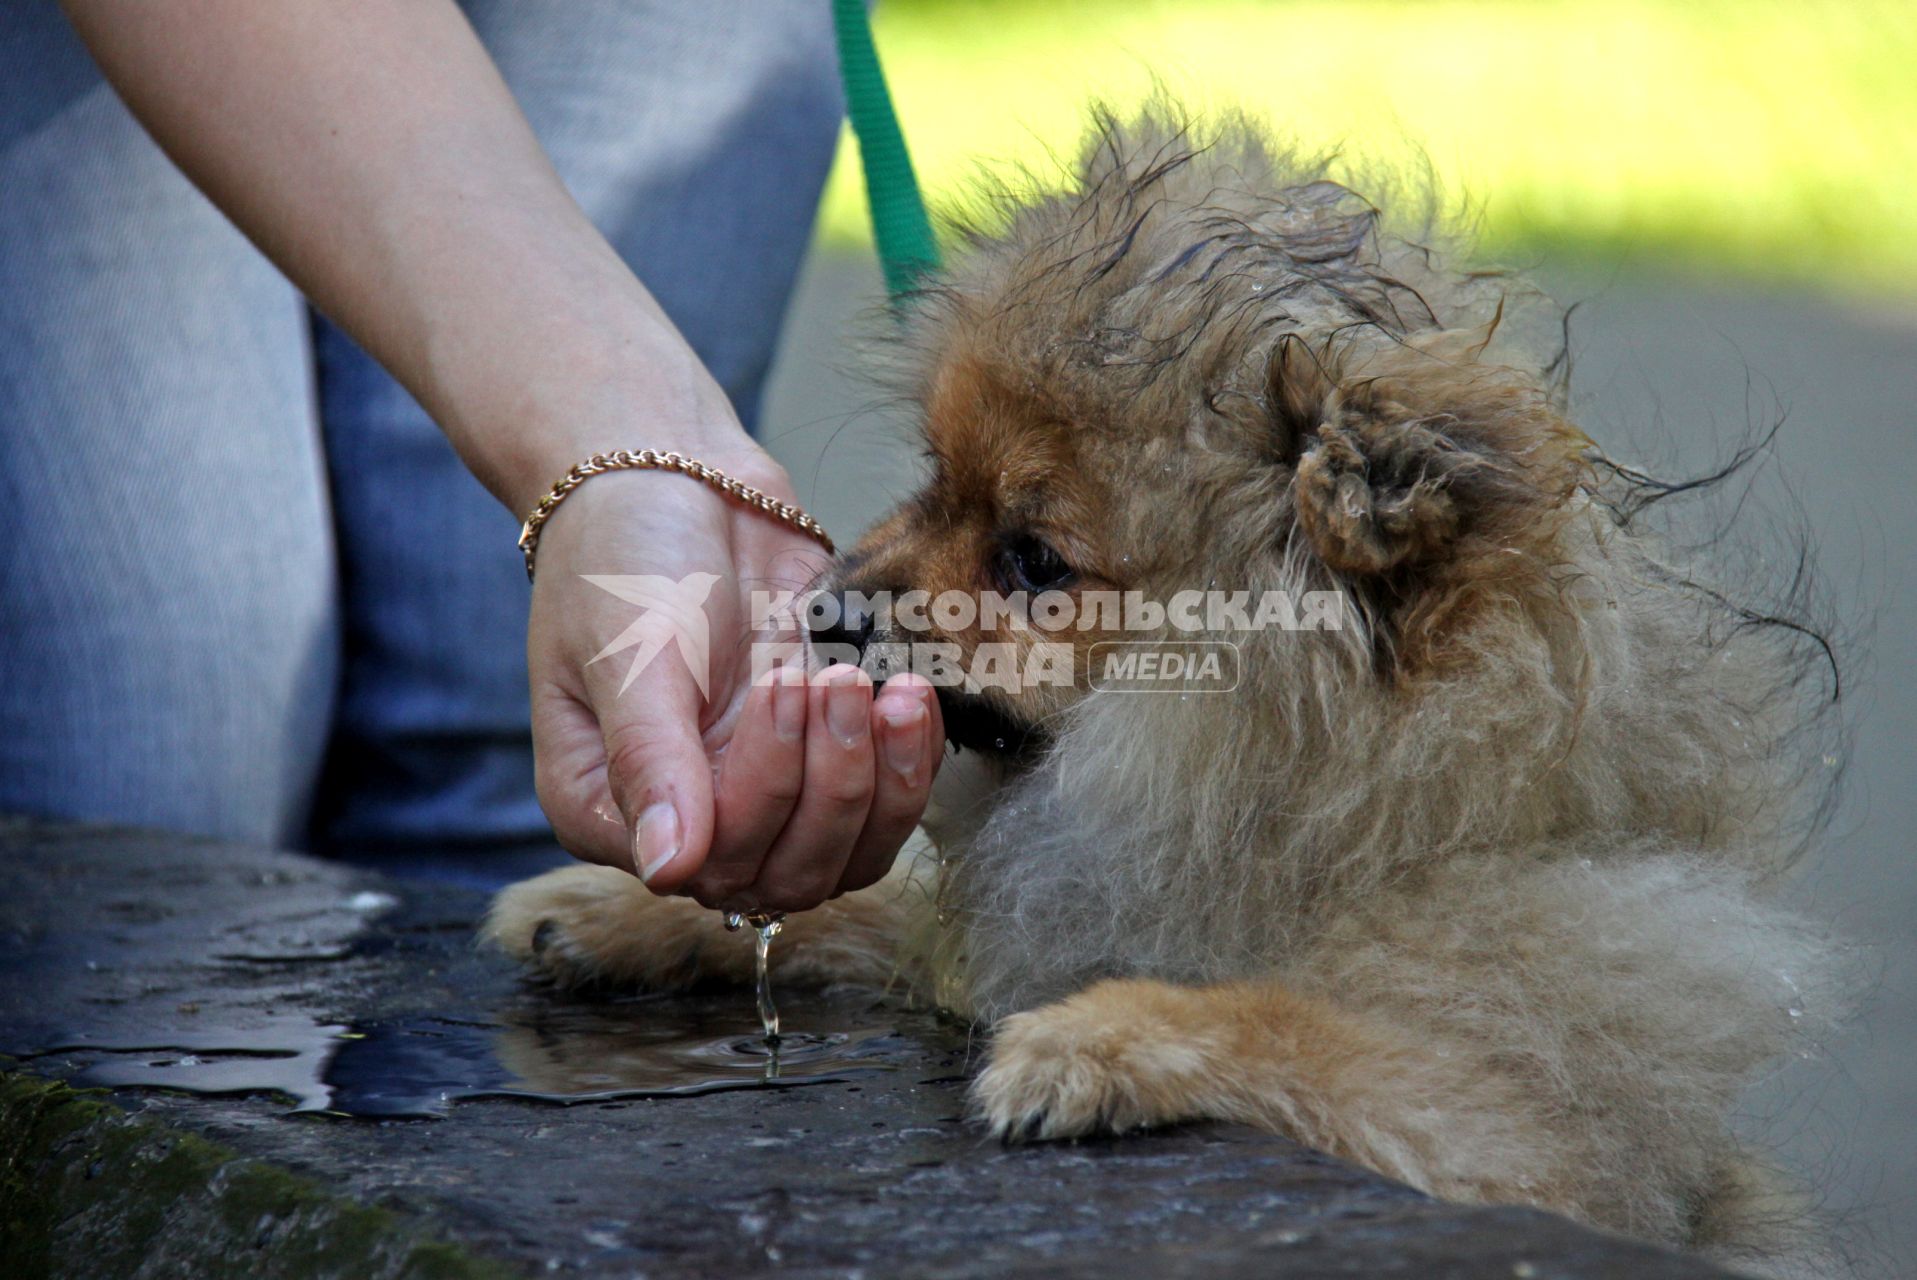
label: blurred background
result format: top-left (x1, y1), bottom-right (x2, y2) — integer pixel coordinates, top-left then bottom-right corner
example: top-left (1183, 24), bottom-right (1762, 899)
top-left (817, 0), bottom-right (1917, 294)
top-left (755, 0), bottom-right (1916, 1272)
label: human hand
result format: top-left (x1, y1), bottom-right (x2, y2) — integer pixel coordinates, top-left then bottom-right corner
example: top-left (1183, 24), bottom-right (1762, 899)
top-left (62, 0), bottom-right (944, 909)
top-left (524, 446), bottom-right (944, 914)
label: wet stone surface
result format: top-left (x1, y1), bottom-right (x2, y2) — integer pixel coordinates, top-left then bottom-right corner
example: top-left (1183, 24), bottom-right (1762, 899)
top-left (0, 818), bottom-right (1737, 1277)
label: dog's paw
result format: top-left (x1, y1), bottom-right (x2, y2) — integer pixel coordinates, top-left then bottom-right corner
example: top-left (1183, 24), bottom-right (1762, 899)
top-left (482, 864), bottom-right (724, 991)
top-left (971, 982), bottom-right (1217, 1142)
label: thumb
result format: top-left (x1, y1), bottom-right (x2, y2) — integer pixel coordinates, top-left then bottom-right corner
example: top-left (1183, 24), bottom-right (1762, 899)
top-left (597, 659), bottom-right (716, 889)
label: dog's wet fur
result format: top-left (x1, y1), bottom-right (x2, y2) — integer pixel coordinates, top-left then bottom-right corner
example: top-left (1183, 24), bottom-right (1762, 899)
top-left (487, 107), bottom-right (1852, 1275)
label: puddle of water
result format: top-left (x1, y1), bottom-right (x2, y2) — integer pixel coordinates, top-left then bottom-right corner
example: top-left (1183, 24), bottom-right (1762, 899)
top-left (47, 998), bottom-right (908, 1118)
top-left (10, 873), bottom-right (921, 1119)
top-left (329, 1003), bottom-right (901, 1117)
top-left (51, 1024), bottom-right (344, 1111)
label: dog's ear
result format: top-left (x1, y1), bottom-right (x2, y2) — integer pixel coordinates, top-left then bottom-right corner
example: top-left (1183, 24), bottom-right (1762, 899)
top-left (1292, 412), bottom-right (1466, 575)
top-left (1270, 336), bottom-right (1583, 577)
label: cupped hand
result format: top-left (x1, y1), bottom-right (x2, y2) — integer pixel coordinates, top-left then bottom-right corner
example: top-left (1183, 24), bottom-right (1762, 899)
top-left (524, 446), bottom-right (943, 914)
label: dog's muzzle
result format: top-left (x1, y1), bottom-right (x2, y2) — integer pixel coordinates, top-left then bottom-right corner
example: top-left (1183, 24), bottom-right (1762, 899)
top-left (805, 588), bottom-right (879, 663)
top-left (803, 587), bottom-right (1046, 764)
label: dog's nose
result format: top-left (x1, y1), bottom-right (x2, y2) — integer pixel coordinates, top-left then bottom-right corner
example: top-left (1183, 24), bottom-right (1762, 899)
top-left (808, 588), bottom-right (877, 659)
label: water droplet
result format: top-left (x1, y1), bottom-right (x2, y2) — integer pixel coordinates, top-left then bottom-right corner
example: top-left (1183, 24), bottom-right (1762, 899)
top-left (1512, 1262), bottom-right (1538, 1278)
top-left (1788, 1006), bottom-right (1803, 1019)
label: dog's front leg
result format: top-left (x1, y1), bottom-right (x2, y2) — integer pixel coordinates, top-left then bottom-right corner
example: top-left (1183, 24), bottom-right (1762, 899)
top-left (483, 863), bottom-right (915, 992)
top-left (974, 976), bottom-right (1557, 1209)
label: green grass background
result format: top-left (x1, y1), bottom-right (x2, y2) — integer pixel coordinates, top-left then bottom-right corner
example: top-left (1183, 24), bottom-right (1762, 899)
top-left (820, 0), bottom-right (1917, 297)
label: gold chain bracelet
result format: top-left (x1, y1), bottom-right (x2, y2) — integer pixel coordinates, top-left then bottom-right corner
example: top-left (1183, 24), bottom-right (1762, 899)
top-left (517, 450), bottom-right (835, 581)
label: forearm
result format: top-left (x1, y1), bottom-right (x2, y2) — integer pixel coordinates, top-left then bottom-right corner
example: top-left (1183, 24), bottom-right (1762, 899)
top-left (62, 0), bottom-right (752, 512)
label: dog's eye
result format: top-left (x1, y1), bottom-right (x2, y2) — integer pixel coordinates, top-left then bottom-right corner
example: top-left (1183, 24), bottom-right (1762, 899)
top-left (999, 534), bottom-right (1075, 593)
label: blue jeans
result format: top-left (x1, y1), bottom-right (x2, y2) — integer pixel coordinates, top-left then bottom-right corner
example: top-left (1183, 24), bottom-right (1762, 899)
top-left (0, 2), bottom-right (844, 867)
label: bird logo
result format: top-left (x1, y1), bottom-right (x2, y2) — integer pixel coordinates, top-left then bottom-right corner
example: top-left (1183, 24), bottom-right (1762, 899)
top-left (579, 573), bottom-right (724, 700)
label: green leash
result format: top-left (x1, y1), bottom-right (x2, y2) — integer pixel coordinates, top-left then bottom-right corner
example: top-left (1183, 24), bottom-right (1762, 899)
top-left (831, 0), bottom-right (941, 300)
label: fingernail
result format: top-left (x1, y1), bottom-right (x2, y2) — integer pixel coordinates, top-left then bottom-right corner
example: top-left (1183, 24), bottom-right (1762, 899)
top-left (880, 703), bottom-right (928, 786)
top-left (773, 665), bottom-right (806, 741)
top-left (632, 801), bottom-right (681, 883)
top-left (825, 668), bottom-right (869, 744)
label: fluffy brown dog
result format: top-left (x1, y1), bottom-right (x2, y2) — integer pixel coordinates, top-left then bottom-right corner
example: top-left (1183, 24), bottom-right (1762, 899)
top-left (486, 109), bottom-right (1848, 1275)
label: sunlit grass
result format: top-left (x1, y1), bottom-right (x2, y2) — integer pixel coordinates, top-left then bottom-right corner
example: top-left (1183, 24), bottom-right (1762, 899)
top-left (820, 0), bottom-right (1917, 295)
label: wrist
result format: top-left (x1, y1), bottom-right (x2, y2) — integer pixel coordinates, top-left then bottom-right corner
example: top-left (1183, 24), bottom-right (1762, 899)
top-left (524, 456), bottom-right (804, 596)
top-left (464, 349), bottom-right (771, 518)
top-left (404, 241), bottom-right (763, 514)
top-left (518, 446), bottom-right (819, 582)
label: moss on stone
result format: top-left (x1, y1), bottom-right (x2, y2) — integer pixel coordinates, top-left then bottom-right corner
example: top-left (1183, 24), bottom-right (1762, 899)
top-left (0, 1067), bottom-right (515, 1280)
